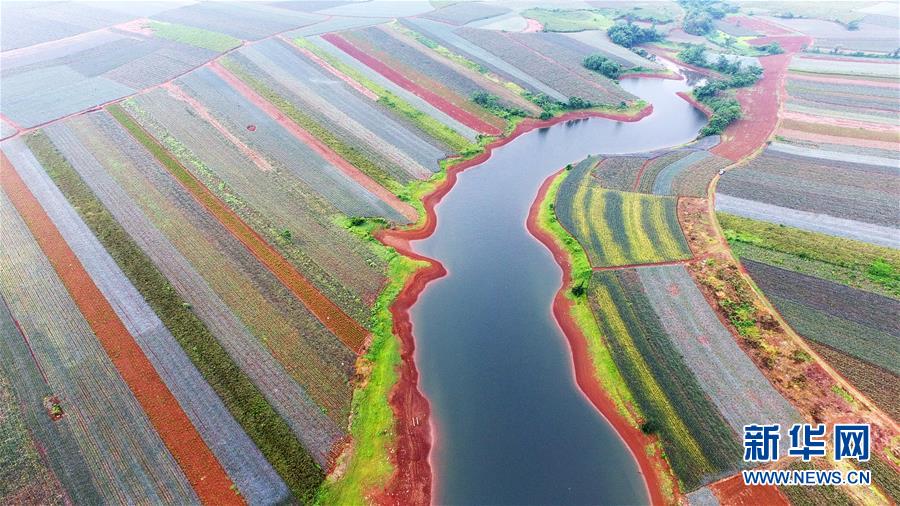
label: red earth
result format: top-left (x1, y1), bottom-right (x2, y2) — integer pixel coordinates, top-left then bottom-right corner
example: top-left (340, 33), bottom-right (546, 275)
top-left (711, 35), bottom-right (812, 161)
top-left (321, 32), bottom-right (503, 136)
top-left (708, 473), bottom-right (789, 506)
top-left (676, 91), bottom-right (713, 118)
top-left (1, 153), bottom-right (241, 505)
top-left (373, 106), bottom-right (656, 506)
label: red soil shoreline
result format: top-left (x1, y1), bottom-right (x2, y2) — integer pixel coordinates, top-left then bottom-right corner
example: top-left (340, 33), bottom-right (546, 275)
top-left (372, 106), bottom-right (654, 505)
top-left (526, 169), bottom-right (667, 506)
top-left (1, 154), bottom-right (240, 505)
top-left (677, 91), bottom-right (713, 118)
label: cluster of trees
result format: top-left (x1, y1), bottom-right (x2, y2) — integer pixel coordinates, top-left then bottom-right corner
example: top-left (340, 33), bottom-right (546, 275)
top-left (582, 54), bottom-right (623, 79)
top-left (677, 45), bottom-right (763, 135)
top-left (678, 0), bottom-right (738, 35)
top-left (607, 21), bottom-right (662, 47)
top-left (472, 91), bottom-right (526, 118)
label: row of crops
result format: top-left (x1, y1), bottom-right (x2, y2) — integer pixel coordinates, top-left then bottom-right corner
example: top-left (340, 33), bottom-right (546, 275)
top-left (719, 212), bottom-right (900, 422)
top-left (555, 158), bottom-right (692, 267)
top-left (585, 147), bottom-right (731, 198)
top-left (717, 147), bottom-right (900, 248)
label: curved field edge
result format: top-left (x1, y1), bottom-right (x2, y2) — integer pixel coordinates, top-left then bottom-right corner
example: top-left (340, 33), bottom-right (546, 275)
top-left (530, 167), bottom-right (677, 504)
top-left (22, 131), bottom-right (324, 504)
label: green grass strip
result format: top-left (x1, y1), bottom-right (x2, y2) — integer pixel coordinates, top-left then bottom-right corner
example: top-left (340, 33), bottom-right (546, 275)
top-left (26, 129), bottom-right (323, 503)
top-left (718, 212), bottom-right (900, 298)
top-left (147, 20), bottom-right (241, 53)
top-left (293, 37), bottom-right (475, 154)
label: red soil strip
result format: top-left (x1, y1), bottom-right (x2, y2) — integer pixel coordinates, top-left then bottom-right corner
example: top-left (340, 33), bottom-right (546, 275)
top-left (162, 82), bottom-right (274, 172)
top-left (676, 91), bottom-right (713, 118)
top-left (527, 169), bottom-right (668, 506)
top-left (208, 61), bottom-right (418, 222)
top-left (708, 473), bottom-right (789, 506)
top-left (372, 106), bottom-right (653, 505)
top-left (631, 157), bottom-right (654, 191)
top-left (0, 154), bottom-right (240, 505)
top-left (117, 107), bottom-right (372, 353)
top-left (523, 18), bottom-right (543, 33)
top-left (710, 35), bottom-right (811, 161)
top-left (321, 32), bottom-right (503, 136)
top-left (0, 113), bottom-right (23, 133)
top-left (285, 39), bottom-right (381, 101)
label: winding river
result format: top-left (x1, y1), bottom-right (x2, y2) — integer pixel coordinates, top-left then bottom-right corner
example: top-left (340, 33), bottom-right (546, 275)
top-left (408, 72), bottom-right (707, 504)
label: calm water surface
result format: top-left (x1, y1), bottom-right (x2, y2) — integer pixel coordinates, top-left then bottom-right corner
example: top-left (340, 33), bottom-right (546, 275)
top-left (410, 75), bottom-right (707, 505)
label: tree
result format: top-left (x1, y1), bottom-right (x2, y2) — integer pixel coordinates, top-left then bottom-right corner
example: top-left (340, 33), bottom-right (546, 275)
top-left (677, 44), bottom-right (707, 65)
top-left (683, 9), bottom-right (714, 35)
top-left (607, 21), bottom-right (661, 48)
top-left (583, 54), bottom-right (623, 79)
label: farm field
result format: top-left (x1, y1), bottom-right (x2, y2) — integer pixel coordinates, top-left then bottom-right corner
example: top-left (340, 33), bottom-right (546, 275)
top-left (0, 21), bottom-right (236, 128)
top-left (587, 269), bottom-right (743, 491)
top-left (2, 1), bottom-right (899, 504)
top-left (455, 27), bottom-right (637, 106)
top-left (716, 147), bottom-right (900, 247)
top-left (555, 157), bottom-right (692, 267)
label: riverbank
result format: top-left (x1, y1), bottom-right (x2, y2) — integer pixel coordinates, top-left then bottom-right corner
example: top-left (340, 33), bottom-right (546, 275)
top-left (526, 168), bottom-right (676, 506)
top-left (321, 103), bottom-right (656, 505)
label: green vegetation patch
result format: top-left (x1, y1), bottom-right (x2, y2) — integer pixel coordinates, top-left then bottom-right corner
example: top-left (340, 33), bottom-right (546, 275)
top-left (522, 8), bottom-right (614, 32)
top-left (588, 269), bottom-right (743, 490)
top-left (719, 212), bottom-right (900, 298)
top-left (147, 20), bottom-right (241, 52)
top-left (25, 130), bottom-right (323, 502)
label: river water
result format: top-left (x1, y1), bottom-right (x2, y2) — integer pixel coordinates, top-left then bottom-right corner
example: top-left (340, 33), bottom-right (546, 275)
top-left (409, 73), bottom-right (707, 504)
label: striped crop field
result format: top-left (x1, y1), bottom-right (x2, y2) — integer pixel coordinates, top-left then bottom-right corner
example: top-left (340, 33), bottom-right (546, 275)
top-left (36, 114), bottom-right (347, 465)
top-left (636, 265), bottom-right (801, 435)
top-left (303, 34), bottom-right (482, 143)
top-left (399, 17), bottom-right (568, 101)
top-left (228, 38), bottom-right (442, 183)
top-left (320, 28), bottom-right (506, 135)
top-left (0, 354), bottom-right (66, 505)
top-left (588, 269), bottom-right (743, 491)
top-left (3, 137), bottom-right (290, 504)
top-left (743, 261), bottom-right (900, 377)
top-left (0, 175), bottom-right (201, 504)
top-left (121, 89), bottom-right (386, 323)
top-left (556, 158), bottom-right (692, 267)
top-left (455, 27), bottom-right (635, 106)
top-left (21, 129), bottom-right (324, 502)
top-left (717, 147), bottom-right (900, 244)
top-left (719, 212), bottom-right (900, 298)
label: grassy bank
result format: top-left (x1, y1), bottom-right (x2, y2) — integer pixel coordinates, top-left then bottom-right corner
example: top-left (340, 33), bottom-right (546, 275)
top-left (536, 169), bottom-right (678, 498)
top-left (25, 131), bottom-right (323, 503)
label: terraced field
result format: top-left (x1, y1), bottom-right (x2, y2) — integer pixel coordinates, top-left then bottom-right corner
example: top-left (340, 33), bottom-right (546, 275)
top-left (555, 158), bottom-right (691, 267)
